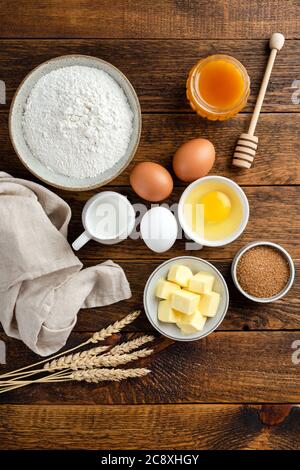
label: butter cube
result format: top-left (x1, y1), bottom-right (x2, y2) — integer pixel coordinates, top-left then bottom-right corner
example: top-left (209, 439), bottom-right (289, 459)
top-left (189, 271), bottom-right (215, 294)
top-left (176, 310), bottom-right (207, 334)
top-left (170, 289), bottom-right (200, 315)
top-left (167, 264), bottom-right (193, 288)
top-left (158, 300), bottom-right (181, 323)
top-left (198, 291), bottom-right (220, 317)
top-left (156, 279), bottom-right (181, 300)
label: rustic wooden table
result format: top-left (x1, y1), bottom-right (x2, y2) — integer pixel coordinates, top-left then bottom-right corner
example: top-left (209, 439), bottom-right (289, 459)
top-left (0, 0), bottom-right (300, 451)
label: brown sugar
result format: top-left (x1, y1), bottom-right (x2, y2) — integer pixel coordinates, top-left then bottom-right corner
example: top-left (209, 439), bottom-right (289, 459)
top-left (236, 245), bottom-right (290, 299)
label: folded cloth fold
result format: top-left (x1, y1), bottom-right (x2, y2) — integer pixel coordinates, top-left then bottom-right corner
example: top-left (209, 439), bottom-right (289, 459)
top-left (0, 172), bottom-right (131, 356)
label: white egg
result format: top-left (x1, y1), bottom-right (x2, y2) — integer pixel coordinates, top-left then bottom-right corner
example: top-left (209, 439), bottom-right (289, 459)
top-left (140, 207), bottom-right (178, 253)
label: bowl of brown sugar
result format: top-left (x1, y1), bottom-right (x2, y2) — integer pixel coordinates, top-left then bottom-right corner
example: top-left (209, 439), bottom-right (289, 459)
top-left (232, 241), bottom-right (295, 303)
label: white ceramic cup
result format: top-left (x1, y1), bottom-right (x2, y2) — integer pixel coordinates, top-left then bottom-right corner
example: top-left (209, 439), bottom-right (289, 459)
top-left (72, 191), bottom-right (135, 250)
top-left (178, 175), bottom-right (249, 247)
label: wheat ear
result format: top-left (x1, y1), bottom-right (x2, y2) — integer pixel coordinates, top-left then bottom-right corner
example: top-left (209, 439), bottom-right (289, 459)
top-left (1, 336), bottom-right (153, 387)
top-left (70, 368), bottom-right (150, 383)
top-left (0, 367), bottom-right (150, 394)
top-left (43, 345), bottom-right (110, 372)
top-left (44, 333), bottom-right (154, 372)
top-left (0, 310), bottom-right (141, 381)
top-left (107, 335), bottom-right (155, 356)
top-left (70, 348), bottom-right (153, 369)
top-left (88, 310), bottom-right (140, 344)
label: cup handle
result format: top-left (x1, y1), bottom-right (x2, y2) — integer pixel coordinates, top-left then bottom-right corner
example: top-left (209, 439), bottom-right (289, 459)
top-left (72, 231), bottom-right (91, 251)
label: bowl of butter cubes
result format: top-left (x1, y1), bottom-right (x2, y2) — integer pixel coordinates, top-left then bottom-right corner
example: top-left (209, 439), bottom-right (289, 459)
top-left (143, 256), bottom-right (229, 341)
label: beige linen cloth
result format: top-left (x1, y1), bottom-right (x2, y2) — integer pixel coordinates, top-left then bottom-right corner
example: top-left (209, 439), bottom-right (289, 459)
top-left (0, 172), bottom-right (131, 356)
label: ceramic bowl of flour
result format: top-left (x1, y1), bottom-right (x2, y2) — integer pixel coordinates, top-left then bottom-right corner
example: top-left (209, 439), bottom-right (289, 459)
top-left (9, 55), bottom-right (142, 191)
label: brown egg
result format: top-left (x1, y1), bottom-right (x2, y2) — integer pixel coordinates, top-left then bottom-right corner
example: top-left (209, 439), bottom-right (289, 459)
top-left (130, 162), bottom-right (173, 202)
top-left (173, 138), bottom-right (215, 182)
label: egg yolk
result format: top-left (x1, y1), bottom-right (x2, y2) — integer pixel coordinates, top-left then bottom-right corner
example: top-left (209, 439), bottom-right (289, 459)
top-left (200, 191), bottom-right (231, 223)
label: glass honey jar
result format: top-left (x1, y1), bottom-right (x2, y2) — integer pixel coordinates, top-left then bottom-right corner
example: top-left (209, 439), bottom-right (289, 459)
top-left (186, 55), bottom-right (250, 121)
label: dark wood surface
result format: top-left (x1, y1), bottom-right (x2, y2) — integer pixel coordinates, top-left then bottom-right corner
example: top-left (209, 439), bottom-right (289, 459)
top-left (0, 0), bottom-right (300, 450)
top-left (2, 331), bottom-right (300, 404)
top-left (2, 112), bottom-right (300, 185)
top-left (0, 39), bottom-right (300, 114)
top-left (0, 1), bottom-right (299, 39)
top-left (0, 404), bottom-right (299, 450)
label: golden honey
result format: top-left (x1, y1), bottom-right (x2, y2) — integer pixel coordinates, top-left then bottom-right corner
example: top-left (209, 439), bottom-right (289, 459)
top-left (187, 55), bottom-right (250, 121)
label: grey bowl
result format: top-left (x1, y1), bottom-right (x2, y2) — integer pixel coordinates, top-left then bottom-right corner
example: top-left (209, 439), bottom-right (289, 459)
top-left (231, 241), bottom-right (295, 303)
top-left (9, 55), bottom-right (142, 191)
top-left (143, 256), bottom-right (229, 341)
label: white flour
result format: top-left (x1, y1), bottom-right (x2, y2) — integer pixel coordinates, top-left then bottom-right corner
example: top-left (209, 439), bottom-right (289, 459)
top-left (22, 65), bottom-right (133, 179)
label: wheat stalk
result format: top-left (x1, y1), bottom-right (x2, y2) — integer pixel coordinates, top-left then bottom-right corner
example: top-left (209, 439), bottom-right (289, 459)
top-left (0, 310), bottom-right (141, 382)
top-left (89, 310), bottom-right (140, 344)
top-left (43, 334), bottom-right (154, 372)
top-left (70, 368), bottom-right (150, 383)
top-left (43, 345), bottom-right (110, 371)
top-left (107, 335), bottom-right (155, 356)
top-left (0, 370), bottom-right (73, 393)
top-left (0, 367), bottom-right (151, 394)
top-left (70, 348), bottom-right (153, 369)
top-left (0, 311), bottom-right (152, 396)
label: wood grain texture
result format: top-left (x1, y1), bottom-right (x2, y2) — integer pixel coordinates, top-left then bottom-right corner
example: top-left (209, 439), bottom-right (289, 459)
top-left (2, 112), bottom-right (300, 185)
top-left (1, 404), bottom-right (300, 450)
top-left (62, 259), bottom-right (300, 332)
top-left (1, 0), bottom-right (300, 451)
top-left (0, 183), bottom-right (294, 262)
top-left (1, 259), bottom-right (297, 334)
top-left (1, 332), bottom-right (300, 404)
top-left (0, 0), bottom-right (299, 39)
top-left (61, 186), bottom-right (299, 261)
top-left (260, 404), bottom-right (292, 426)
top-left (0, 39), bottom-right (298, 113)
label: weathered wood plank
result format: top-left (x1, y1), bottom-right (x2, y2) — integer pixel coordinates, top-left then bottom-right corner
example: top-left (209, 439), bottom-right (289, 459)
top-left (2, 113), bottom-right (300, 185)
top-left (0, 1), bottom-right (299, 39)
top-left (1, 332), bottom-right (300, 404)
top-left (62, 186), bottom-right (299, 261)
top-left (63, 259), bottom-right (300, 332)
top-left (1, 404), bottom-right (300, 450)
top-left (0, 181), bottom-right (296, 260)
top-left (0, 39), bottom-right (298, 113)
top-left (2, 259), bottom-right (296, 333)
top-left (0, 258), bottom-right (298, 337)
top-left (0, 0), bottom-right (299, 452)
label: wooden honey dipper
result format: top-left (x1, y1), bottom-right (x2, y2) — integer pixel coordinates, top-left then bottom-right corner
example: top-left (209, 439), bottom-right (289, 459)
top-left (232, 33), bottom-right (285, 169)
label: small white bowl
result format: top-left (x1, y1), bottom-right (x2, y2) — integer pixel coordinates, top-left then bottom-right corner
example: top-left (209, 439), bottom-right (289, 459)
top-left (143, 256), bottom-right (229, 341)
top-left (9, 54), bottom-right (142, 191)
top-left (231, 241), bottom-right (295, 303)
top-left (178, 175), bottom-right (249, 247)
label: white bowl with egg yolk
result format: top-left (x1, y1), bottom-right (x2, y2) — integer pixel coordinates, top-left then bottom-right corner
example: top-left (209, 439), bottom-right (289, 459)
top-left (143, 256), bottom-right (229, 341)
top-left (178, 175), bottom-right (249, 247)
